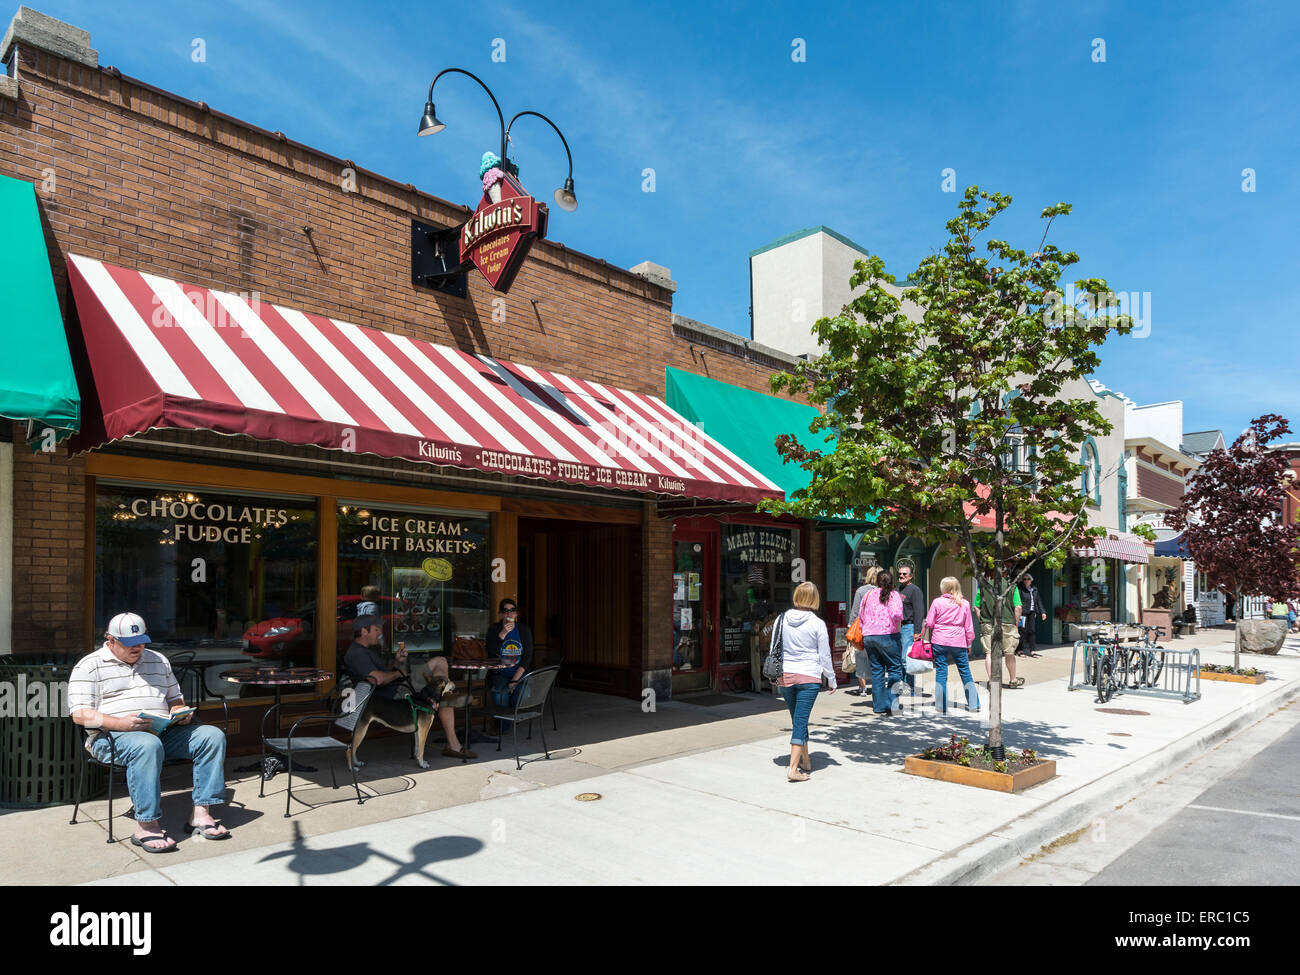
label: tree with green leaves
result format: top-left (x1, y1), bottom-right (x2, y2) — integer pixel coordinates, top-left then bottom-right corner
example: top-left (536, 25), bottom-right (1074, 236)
top-left (762, 187), bottom-right (1139, 755)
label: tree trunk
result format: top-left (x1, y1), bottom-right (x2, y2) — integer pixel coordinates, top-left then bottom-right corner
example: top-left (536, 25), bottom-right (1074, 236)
top-left (1234, 586), bottom-right (1243, 670)
top-left (987, 586), bottom-right (1004, 757)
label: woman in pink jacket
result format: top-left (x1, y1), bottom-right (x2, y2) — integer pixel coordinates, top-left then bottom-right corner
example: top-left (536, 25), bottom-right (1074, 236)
top-left (920, 577), bottom-right (979, 714)
top-left (856, 568), bottom-right (904, 715)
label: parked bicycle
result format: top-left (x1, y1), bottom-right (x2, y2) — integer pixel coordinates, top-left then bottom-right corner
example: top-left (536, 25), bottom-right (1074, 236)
top-left (1078, 620), bottom-right (1129, 703)
top-left (1125, 625), bottom-right (1167, 689)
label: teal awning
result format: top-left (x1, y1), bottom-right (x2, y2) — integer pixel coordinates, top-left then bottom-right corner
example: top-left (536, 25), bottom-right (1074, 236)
top-left (0, 174), bottom-right (79, 439)
top-left (664, 367), bottom-right (878, 525)
top-left (665, 366), bottom-right (827, 500)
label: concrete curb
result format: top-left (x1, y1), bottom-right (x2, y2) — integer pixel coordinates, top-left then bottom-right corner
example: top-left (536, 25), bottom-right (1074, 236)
top-left (891, 674), bottom-right (1300, 886)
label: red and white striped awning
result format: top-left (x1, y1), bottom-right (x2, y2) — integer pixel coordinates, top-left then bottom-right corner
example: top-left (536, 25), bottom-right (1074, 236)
top-left (66, 255), bottom-right (783, 504)
top-left (1072, 532), bottom-right (1152, 564)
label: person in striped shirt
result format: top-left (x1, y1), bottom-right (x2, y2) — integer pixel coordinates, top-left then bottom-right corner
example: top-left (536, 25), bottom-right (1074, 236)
top-left (68, 613), bottom-right (229, 852)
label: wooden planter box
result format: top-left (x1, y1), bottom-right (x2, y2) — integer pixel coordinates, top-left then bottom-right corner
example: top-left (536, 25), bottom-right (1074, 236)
top-left (903, 755), bottom-right (1057, 793)
top-left (1198, 669), bottom-right (1267, 685)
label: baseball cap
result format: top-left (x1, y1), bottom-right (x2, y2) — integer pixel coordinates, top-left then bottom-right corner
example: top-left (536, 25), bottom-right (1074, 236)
top-left (354, 614), bottom-right (383, 631)
top-left (107, 612), bottom-right (151, 647)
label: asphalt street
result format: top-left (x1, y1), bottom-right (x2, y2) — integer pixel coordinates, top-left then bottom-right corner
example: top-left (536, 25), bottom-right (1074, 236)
top-left (1088, 719), bottom-right (1300, 886)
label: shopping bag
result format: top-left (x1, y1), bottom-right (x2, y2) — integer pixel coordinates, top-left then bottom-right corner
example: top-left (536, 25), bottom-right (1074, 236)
top-left (846, 617), bottom-right (863, 650)
top-left (905, 653), bottom-right (934, 675)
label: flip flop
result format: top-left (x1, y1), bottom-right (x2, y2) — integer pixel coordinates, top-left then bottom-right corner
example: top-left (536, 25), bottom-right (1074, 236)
top-left (1009, 677), bottom-right (1026, 688)
top-left (130, 831), bottom-right (176, 853)
top-left (184, 820), bottom-right (231, 840)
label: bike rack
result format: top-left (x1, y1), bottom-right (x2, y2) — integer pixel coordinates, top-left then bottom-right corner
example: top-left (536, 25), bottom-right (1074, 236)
top-left (1068, 639), bottom-right (1201, 704)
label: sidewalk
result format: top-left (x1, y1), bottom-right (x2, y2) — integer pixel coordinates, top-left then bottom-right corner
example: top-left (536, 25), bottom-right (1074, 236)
top-left (5, 627), bottom-right (1297, 885)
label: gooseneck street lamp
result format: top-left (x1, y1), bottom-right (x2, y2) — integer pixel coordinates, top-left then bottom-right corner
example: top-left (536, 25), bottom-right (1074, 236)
top-left (418, 69), bottom-right (577, 212)
top-left (418, 67), bottom-right (507, 165)
top-left (505, 110), bottom-right (577, 211)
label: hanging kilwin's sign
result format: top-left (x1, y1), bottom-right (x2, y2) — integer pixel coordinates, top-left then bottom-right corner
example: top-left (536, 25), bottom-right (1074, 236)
top-left (460, 152), bottom-right (548, 293)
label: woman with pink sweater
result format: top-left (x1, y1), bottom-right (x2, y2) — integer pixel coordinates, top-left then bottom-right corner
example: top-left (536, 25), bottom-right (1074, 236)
top-left (856, 568), bottom-right (904, 715)
top-left (920, 577), bottom-right (979, 714)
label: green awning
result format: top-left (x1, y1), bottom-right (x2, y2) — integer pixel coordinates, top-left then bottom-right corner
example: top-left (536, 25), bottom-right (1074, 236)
top-left (0, 174), bottom-right (79, 439)
top-left (665, 366), bottom-right (827, 499)
top-left (665, 367), bottom-right (877, 525)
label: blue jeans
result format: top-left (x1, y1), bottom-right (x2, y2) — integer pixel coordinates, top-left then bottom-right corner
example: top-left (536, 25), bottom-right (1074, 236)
top-left (779, 682), bottom-right (820, 746)
top-left (931, 644), bottom-right (980, 713)
top-left (900, 623), bottom-right (916, 692)
top-left (89, 723), bottom-right (227, 823)
top-left (863, 633), bottom-right (903, 713)
top-left (488, 665), bottom-right (524, 708)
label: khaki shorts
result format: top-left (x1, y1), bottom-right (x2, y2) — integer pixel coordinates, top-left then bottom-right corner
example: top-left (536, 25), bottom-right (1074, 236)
top-left (980, 622), bottom-right (1021, 658)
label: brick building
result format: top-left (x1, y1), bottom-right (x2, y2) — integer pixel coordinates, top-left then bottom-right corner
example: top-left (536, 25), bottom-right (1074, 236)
top-left (0, 8), bottom-right (826, 741)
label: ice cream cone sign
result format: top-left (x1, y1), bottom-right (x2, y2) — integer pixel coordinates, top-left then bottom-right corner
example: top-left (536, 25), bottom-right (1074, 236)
top-left (480, 151), bottom-right (506, 204)
top-left (461, 150), bottom-right (548, 293)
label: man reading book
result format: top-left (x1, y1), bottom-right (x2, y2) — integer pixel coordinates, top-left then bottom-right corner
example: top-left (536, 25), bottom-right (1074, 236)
top-left (69, 613), bottom-right (230, 852)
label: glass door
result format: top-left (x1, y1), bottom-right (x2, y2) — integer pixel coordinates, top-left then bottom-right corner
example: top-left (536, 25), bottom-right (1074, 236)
top-left (672, 532), bottom-right (714, 677)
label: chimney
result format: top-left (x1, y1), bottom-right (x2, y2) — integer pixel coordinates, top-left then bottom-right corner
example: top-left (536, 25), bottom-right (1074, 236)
top-left (629, 261), bottom-right (676, 293)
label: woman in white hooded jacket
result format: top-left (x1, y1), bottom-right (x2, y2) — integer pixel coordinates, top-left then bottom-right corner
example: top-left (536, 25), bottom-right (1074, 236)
top-left (771, 582), bottom-right (837, 781)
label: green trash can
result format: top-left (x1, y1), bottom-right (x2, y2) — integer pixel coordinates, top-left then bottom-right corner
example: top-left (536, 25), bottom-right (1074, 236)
top-left (0, 652), bottom-right (104, 807)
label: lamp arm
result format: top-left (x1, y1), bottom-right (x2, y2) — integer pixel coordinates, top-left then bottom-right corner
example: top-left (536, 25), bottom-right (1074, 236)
top-left (427, 68), bottom-right (506, 163)
top-left (505, 110), bottom-right (574, 178)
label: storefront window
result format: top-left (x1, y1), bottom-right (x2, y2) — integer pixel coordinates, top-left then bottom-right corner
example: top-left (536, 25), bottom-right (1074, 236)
top-left (849, 537), bottom-right (890, 603)
top-left (94, 484), bottom-right (318, 699)
top-left (720, 525), bottom-right (799, 666)
top-left (1069, 557), bottom-right (1117, 620)
top-left (336, 504), bottom-right (490, 659)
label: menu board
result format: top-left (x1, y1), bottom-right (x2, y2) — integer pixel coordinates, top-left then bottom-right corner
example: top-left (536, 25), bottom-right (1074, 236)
top-left (722, 626), bottom-right (747, 662)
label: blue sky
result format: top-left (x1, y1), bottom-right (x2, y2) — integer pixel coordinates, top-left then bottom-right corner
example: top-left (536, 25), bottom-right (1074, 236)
top-left (38, 0), bottom-right (1300, 444)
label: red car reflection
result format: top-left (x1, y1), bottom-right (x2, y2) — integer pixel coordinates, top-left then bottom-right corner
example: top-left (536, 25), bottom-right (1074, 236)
top-left (241, 596), bottom-right (409, 663)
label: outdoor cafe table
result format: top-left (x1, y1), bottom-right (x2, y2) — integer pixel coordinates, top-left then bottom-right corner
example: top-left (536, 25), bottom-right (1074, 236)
top-left (223, 666), bottom-right (334, 777)
top-left (448, 658), bottom-right (511, 754)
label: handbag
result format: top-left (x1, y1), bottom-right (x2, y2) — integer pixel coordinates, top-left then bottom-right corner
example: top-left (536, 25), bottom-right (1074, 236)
top-left (846, 617), bottom-right (863, 650)
top-left (761, 613), bottom-right (786, 680)
top-left (841, 645), bottom-right (857, 674)
top-left (908, 636), bottom-right (933, 660)
top-left (452, 636), bottom-right (485, 660)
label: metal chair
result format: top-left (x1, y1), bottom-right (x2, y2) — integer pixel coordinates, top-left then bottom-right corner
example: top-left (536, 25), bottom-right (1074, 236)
top-left (491, 666), bottom-right (560, 770)
top-left (259, 691), bottom-right (365, 818)
top-left (524, 654), bottom-right (562, 738)
top-left (69, 692), bottom-right (229, 844)
top-left (333, 666), bottom-right (437, 767)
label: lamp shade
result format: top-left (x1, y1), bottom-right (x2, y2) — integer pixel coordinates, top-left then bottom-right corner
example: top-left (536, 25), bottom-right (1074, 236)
top-left (554, 177), bottom-right (577, 212)
top-left (418, 101), bottom-right (444, 136)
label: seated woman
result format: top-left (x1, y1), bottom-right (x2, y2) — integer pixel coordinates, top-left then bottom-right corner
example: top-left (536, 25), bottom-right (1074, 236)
top-left (485, 598), bottom-right (533, 707)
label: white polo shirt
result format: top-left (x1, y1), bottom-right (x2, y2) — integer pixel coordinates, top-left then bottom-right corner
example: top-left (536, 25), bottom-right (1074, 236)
top-left (67, 645), bottom-right (181, 745)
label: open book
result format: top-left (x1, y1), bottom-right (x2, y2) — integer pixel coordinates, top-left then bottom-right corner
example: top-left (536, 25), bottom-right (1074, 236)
top-left (137, 707), bottom-right (196, 733)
